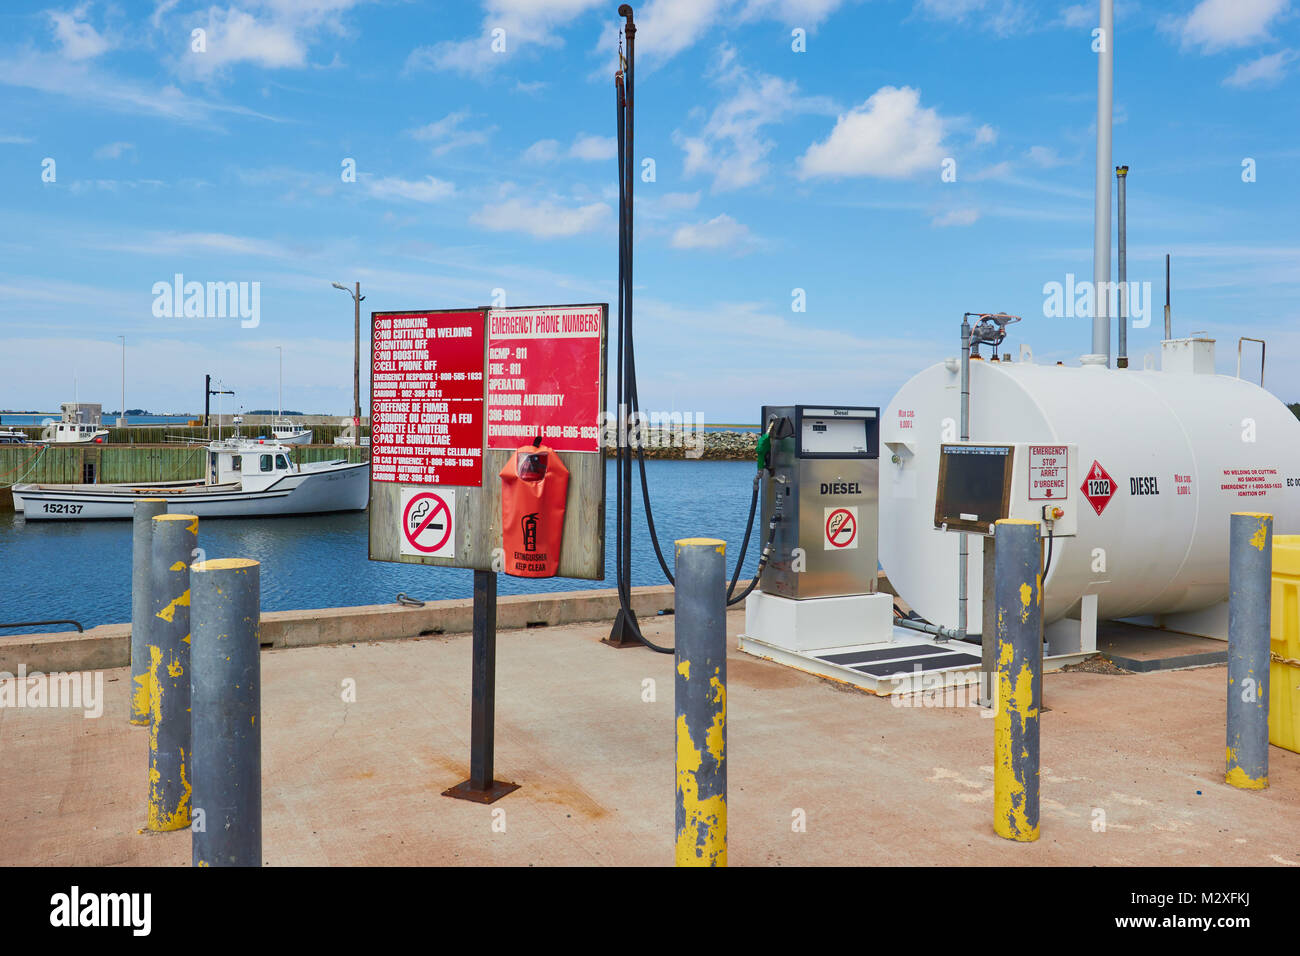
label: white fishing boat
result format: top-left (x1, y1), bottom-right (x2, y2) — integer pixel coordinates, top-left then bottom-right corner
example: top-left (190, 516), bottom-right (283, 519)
top-left (12, 438), bottom-right (369, 520)
top-left (42, 421), bottom-right (109, 444)
top-left (271, 419), bottom-right (312, 444)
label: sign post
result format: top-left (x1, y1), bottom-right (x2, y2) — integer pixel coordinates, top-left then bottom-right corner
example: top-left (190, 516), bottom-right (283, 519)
top-left (442, 569), bottom-right (519, 803)
top-left (368, 303), bottom-right (607, 805)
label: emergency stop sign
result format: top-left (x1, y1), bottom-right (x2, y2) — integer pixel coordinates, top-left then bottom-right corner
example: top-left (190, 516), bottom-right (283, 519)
top-left (1081, 460), bottom-right (1117, 516)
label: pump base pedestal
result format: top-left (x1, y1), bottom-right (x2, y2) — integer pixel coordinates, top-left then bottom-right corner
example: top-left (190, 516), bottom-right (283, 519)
top-left (744, 590), bottom-right (894, 653)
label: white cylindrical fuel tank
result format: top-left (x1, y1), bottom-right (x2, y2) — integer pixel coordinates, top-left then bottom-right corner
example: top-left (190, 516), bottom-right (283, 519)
top-left (880, 342), bottom-right (1300, 628)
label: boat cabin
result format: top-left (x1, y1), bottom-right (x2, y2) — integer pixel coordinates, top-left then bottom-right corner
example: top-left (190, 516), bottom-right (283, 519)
top-left (207, 440), bottom-right (297, 487)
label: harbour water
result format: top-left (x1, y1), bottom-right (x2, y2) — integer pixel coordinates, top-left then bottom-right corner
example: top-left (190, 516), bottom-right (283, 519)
top-left (0, 459), bottom-right (761, 633)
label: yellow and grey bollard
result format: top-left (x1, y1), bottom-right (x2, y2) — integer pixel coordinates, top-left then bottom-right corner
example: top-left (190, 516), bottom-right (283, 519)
top-left (148, 513), bottom-right (197, 832)
top-left (130, 498), bottom-right (169, 725)
top-left (993, 519), bottom-right (1041, 842)
top-left (191, 558), bottom-right (261, 866)
top-left (674, 537), bottom-right (727, 867)
top-left (1226, 512), bottom-right (1272, 790)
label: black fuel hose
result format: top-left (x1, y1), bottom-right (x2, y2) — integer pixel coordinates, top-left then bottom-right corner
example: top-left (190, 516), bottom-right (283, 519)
top-left (608, 14), bottom-right (769, 653)
top-left (727, 513), bottom-right (779, 607)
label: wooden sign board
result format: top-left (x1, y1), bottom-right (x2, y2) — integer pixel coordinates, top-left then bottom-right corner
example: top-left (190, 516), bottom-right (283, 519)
top-left (367, 303), bottom-right (607, 580)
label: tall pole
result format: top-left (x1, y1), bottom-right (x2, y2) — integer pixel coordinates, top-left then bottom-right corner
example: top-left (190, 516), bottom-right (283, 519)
top-left (276, 346), bottom-right (282, 419)
top-left (1170, 254), bottom-right (1180, 340)
top-left (1116, 165), bottom-right (1128, 368)
top-left (118, 335), bottom-right (126, 426)
top-left (1091, 0), bottom-right (1114, 365)
top-left (354, 282), bottom-right (361, 425)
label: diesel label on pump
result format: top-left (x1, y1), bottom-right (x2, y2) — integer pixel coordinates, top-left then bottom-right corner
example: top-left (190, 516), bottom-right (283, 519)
top-left (821, 482), bottom-right (862, 495)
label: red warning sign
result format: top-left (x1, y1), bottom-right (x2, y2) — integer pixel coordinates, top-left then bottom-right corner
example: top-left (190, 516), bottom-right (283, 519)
top-left (371, 310), bottom-right (485, 487)
top-left (401, 489), bottom-right (454, 556)
top-left (825, 507), bottom-right (858, 549)
top-left (1081, 460), bottom-right (1117, 516)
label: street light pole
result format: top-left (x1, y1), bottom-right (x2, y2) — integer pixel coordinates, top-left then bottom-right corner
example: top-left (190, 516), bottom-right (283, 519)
top-left (331, 281), bottom-right (366, 427)
top-left (117, 335), bottom-right (126, 427)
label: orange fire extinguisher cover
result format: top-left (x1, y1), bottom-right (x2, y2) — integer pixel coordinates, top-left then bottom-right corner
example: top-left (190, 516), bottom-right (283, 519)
top-left (500, 443), bottom-right (570, 577)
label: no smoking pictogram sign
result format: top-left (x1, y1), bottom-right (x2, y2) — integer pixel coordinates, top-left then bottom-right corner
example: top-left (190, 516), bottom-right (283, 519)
top-left (824, 506), bottom-right (858, 550)
top-left (401, 488), bottom-right (456, 557)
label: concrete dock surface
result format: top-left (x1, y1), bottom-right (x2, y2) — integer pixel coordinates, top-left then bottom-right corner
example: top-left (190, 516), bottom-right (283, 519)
top-left (2, 608), bottom-right (1298, 866)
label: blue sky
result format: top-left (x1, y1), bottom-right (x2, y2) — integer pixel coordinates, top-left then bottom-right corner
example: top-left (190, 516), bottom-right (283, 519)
top-left (0, 0), bottom-right (1297, 420)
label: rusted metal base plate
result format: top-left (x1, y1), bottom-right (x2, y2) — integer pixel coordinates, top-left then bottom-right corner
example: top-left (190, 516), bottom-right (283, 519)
top-left (441, 779), bottom-right (520, 804)
top-left (601, 634), bottom-right (643, 649)
top-left (602, 610), bottom-right (643, 649)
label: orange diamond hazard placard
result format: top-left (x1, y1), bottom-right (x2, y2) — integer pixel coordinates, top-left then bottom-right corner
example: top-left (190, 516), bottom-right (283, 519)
top-left (401, 488), bottom-right (456, 558)
top-left (824, 506), bottom-right (858, 550)
top-left (1081, 460), bottom-right (1117, 516)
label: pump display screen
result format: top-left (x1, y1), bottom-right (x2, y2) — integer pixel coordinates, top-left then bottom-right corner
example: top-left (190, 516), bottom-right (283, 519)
top-left (934, 444), bottom-right (1014, 535)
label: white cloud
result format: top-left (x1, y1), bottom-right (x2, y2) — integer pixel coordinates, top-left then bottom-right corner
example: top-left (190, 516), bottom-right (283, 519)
top-left (569, 133), bottom-right (616, 161)
top-left (187, 8), bottom-right (307, 76)
top-left (1026, 144), bottom-right (1066, 168)
top-left (150, 0), bottom-right (180, 30)
top-left (932, 207), bottom-right (979, 227)
top-left (409, 111), bottom-right (493, 156)
top-left (677, 45), bottom-right (836, 192)
top-left (471, 197), bottom-right (610, 238)
top-left (737, 0), bottom-right (848, 24)
top-left (671, 213), bottom-right (755, 252)
top-left (522, 138), bottom-right (561, 163)
top-left (1059, 3), bottom-right (1092, 28)
top-left (1174, 0), bottom-right (1289, 53)
top-left (797, 86), bottom-right (947, 180)
top-left (969, 160), bottom-right (1013, 180)
top-left (1224, 49), bottom-right (1296, 88)
top-left (48, 5), bottom-right (112, 61)
top-left (365, 175), bottom-right (455, 203)
top-left (633, 0), bottom-right (729, 61)
top-left (974, 123), bottom-right (998, 146)
top-left (406, 0), bottom-right (604, 76)
top-left (0, 134), bottom-right (35, 144)
top-left (523, 133), bottom-right (617, 163)
top-left (0, 51), bottom-right (281, 124)
top-left (914, 0), bottom-right (1035, 35)
top-left (178, 2), bottom-right (371, 79)
top-left (93, 141), bottom-right (134, 159)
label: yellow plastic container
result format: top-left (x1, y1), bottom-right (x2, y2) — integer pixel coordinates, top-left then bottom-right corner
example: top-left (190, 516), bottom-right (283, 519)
top-left (1270, 536), bottom-right (1300, 753)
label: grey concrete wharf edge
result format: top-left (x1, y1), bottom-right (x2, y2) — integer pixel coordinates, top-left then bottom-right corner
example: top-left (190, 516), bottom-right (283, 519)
top-left (2, 590), bottom-right (1299, 866)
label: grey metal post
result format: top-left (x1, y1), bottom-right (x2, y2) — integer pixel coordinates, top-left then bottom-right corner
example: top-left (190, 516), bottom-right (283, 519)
top-left (442, 569), bottom-right (518, 803)
top-left (191, 558), bottom-right (262, 866)
top-left (956, 315), bottom-right (971, 644)
top-left (129, 498), bottom-right (168, 726)
top-left (980, 536), bottom-right (997, 707)
top-left (147, 513), bottom-right (197, 831)
top-left (1091, 0), bottom-right (1114, 365)
top-left (1116, 165), bottom-right (1129, 368)
top-left (674, 537), bottom-right (727, 867)
top-left (1226, 512), bottom-right (1272, 790)
top-left (1170, 256), bottom-right (1180, 343)
top-left (992, 519), bottom-right (1041, 842)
